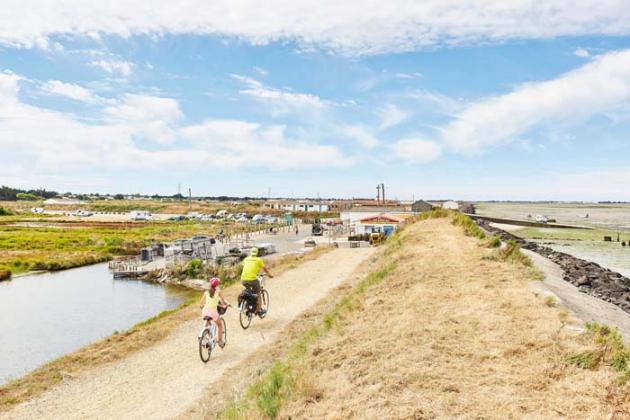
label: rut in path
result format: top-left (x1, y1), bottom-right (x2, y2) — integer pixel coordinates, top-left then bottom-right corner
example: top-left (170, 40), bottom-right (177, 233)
top-left (2, 247), bottom-right (374, 420)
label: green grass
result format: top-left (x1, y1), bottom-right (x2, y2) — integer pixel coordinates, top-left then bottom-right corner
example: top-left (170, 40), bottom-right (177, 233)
top-left (515, 227), bottom-right (618, 242)
top-left (0, 221), bottom-right (270, 276)
top-left (452, 213), bottom-right (486, 240)
top-left (485, 235), bottom-right (502, 248)
top-left (568, 322), bottom-right (630, 381)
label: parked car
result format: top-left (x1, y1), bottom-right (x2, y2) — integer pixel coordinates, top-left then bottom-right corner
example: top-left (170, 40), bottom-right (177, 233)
top-left (31, 207), bottom-right (44, 214)
top-left (534, 214), bottom-right (549, 223)
top-left (131, 210), bottom-right (153, 221)
top-left (168, 215), bottom-right (188, 221)
top-left (251, 214), bottom-right (265, 224)
top-left (216, 210), bottom-right (228, 218)
top-left (72, 209), bottom-right (93, 217)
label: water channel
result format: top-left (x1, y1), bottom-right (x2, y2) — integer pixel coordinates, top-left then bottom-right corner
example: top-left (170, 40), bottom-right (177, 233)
top-left (0, 263), bottom-right (189, 385)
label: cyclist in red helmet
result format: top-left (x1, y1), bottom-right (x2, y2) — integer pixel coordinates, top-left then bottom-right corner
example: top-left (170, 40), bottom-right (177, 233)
top-left (200, 277), bottom-right (228, 346)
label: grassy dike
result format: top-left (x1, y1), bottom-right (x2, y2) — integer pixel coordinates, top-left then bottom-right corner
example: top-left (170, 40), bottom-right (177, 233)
top-left (215, 211), bottom-right (630, 419)
top-left (216, 219), bottom-right (414, 419)
top-left (0, 247), bottom-right (332, 411)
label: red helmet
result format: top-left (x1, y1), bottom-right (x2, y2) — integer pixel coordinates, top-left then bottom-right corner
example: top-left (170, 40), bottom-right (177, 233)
top-left (210, 277), bottom-right (220, 288)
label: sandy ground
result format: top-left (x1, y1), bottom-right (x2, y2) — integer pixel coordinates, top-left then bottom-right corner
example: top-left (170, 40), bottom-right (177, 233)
top-left (280, 218), bottom-right (630, 419)
top-left (1, 247), bottom-right (374, 420)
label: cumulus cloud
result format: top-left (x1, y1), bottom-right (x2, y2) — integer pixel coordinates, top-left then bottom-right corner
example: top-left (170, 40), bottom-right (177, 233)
top-left (439, 49), bottom-right (630, 154)
top-left (378, 104), bottom-right (410, 130)
top-left (89, 59), bottom-right (134, 77)
top-left (0, 71), bottom-right (351, 171)
top-left (41, 80), bottom-right (101, 103)
top-left (232, 74), bottom-right (325, 114)
top-left (2, 1), bottom-right (630, 55)
top-left (392, 138), bottom-right (442, 163)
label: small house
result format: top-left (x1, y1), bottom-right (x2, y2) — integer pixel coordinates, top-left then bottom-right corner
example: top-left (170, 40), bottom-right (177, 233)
top-left (356, 214), bottom-right (403, 236)
top-left (411, 200), bottom-right (433, 213)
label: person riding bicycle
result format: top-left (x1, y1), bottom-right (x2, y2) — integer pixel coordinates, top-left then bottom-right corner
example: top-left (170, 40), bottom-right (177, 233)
top-left (241, 247), bottom-right (273, 316)
top-left (201, 277), bottom-right (228, 346)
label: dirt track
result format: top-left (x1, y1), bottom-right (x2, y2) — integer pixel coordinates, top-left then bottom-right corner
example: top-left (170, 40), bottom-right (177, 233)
top-left (1, 247), bottom-right (373, 420)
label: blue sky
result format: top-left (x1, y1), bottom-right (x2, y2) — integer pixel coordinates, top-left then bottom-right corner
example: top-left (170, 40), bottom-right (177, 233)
top-left (2, 2), bottom-right (630, 200)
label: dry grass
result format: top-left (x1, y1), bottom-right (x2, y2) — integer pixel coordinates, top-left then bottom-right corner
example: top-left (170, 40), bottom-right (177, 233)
top-left (275, 218), bottom-right (630, 419)
top-left (0, 247), bottom-right (332, 411)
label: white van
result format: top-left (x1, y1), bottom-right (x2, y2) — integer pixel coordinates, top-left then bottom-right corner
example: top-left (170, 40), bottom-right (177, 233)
top-left (130, 210), bottom-right (153, 221)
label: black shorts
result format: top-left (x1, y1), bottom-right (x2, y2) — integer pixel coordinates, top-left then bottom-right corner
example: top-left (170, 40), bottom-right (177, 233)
top-left (241, 279), bottom-right (261, 293)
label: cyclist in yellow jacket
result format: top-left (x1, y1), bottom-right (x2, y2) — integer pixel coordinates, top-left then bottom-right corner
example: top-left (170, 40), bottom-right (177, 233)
top-left (241, 247), bottom-right (273, 316)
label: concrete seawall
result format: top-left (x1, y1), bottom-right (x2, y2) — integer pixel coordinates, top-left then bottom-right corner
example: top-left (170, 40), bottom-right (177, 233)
top-left (478, 220), bottom-right (630, 314)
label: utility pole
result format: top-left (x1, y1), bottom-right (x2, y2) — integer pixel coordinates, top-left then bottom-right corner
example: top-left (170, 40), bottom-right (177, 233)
top-left (188, 188), bottom-right (192, 211)
top-left (177, 183), bottom-right (182, 200)
top-left (376, 184), bottom-right (381, 205)
top-left (381, 183), bottom-right (385, 206)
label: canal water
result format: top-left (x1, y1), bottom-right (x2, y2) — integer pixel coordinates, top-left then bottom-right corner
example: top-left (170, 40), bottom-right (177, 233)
top-left (0, 263), bottom-right (189, 385)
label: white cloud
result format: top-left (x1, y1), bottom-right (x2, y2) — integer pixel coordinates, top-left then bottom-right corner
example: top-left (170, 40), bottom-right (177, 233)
top-left (0, 71), bottom-right (351, 172)
top-left (574, 48), bottom-right (590, 58)
top-left (392, 138), bottom-right (442, 163)
top-left (232, 74), bottom-right (325, 114)
top-left (41, 80), bottom-right (100, 103)
top-left (440, 49), bottom-right (630, 154)
top-left (378, 104), bottom-right (410, 130)
top-left (105, 94), bottom-right (183, 123)
top-left (89, 59), bottom-right (134, 77)
top-left (3, 1), bottom-right (630, 55)
top-left (180, 120), bottom-right (351, 169)
top-left (340, 125), bottom-right (379, 149)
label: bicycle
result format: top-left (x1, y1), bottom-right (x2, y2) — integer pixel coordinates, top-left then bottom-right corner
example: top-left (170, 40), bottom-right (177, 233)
top-left (198, 305), bottom-right (228, 363)
top-left (238, 274), bottom-right (270, 330)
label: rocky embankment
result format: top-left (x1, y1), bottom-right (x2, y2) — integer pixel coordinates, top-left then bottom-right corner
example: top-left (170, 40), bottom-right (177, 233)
top-left (477, 219), bottom-right (630, 313)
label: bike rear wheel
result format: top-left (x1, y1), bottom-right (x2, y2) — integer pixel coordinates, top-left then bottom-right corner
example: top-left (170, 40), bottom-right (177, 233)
top-left (239, 302), bottom-right (252, 329)
top-left (259, 289), bottom-right (270, 318)
top-left (218, 317), bottom-right (227, 348)
top-left (199, 329), bottom-right (212, 363)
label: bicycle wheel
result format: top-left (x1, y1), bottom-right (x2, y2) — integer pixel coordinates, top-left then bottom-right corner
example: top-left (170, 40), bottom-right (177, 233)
top-left (239, 302), bottom-right (252, 329)
top-left (199, 329), bottom-right (212, 363)
top-left (259, 289), bottom-right (270, 318)
top-left (218, 317), bottom-right (227, 348)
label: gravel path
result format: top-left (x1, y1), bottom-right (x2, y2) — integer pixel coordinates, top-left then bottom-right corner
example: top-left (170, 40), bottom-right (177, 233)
top-left (1, 247), bottom-right (374, 420)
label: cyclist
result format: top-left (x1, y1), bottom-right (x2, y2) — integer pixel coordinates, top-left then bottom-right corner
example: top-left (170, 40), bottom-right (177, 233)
top-left (241, 247), bottom-right (273, 316)
top-left (201, 277), bottom-right (228, 346)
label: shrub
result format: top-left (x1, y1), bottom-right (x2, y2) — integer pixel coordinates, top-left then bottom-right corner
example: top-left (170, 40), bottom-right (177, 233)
top-left (569, 322), bottom-right (630, 381)
top-left (0, 206), bottom-right (12, 216)
top-left (486, 235), bottom-right (502, 248)
top-left (497, 240), bottom-right (532, 267)
top-left (452, 213), bottom-right (486, 239)
top-left (0, 266), bottom-right (11, 281)
top-left (186, 258), bottom-right (203, 278)
top-left (16, 192), bottom-right (40, 201)
top-left (418, 208), bottom-right (451, 220)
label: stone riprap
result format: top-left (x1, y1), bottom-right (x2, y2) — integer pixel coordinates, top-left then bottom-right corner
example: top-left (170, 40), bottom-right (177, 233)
top-left (476, 219), bottom-right (630, 314)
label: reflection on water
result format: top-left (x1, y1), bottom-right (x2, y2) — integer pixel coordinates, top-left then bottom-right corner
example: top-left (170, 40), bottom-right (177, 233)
top-left (538, 240), bottom-right (630, 278)
top-left (0, 263), bottom-right (188, 385)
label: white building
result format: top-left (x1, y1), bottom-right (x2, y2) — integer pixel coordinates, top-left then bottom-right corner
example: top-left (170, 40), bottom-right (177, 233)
top-left (442, 201), bottom-right (459, 210)
top-left (264, 200), bottom-right (330, 212)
